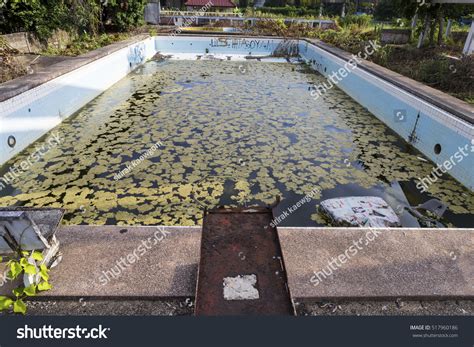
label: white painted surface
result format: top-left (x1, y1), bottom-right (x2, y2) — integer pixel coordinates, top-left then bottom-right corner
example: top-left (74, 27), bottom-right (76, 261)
top-left (223, 274), bottom-right (259, 300)
top-left (463, 21), bottom-right (474, 55)
top-left (299, 40), bottom-right (474, 190)
top-left (0, 37), bottom-right (156, 165)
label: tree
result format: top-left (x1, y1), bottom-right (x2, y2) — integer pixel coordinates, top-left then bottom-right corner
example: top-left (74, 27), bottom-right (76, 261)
top-left (374, 0), bottom-right (403, 21)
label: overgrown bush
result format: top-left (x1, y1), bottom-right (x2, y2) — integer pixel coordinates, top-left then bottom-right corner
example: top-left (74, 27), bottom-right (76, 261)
top-left (103, 0), bottom-right (148, 32)
top-left (0, 37), bottom-right (28, 83)
top-left (0, 0), bottom-right (101, 40)
top-left (43, 32), bottom-right (130, 56)
top-left (0, 0), bottom-right (147, 40)
top-left (257, 6), bottom-right (321, 18)
top-left (373, 0), bottom-right (401, 21)
top-left (338, 14), bottom-right (372, 28)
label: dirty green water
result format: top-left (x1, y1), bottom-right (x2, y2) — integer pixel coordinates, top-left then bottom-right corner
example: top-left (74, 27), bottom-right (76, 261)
top-left (0, 60), bottom-right (473, 227)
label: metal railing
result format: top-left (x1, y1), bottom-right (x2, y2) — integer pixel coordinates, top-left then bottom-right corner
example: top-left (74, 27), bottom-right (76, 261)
top-left (161, 10), bottom-right (239, 18)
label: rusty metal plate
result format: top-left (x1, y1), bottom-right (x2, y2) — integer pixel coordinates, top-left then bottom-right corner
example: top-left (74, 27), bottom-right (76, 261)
top-left (195, 206), bottom-right (295, 315)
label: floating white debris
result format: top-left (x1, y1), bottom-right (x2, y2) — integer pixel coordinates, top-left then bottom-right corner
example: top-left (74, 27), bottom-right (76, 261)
top-left (223, 274), bottom-right (259, 300)
top-left (320, 196), bottom-right (401, 227)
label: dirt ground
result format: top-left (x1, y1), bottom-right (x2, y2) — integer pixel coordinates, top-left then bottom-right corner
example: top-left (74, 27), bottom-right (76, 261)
top-left (8, 299), bottom-right (473, 316)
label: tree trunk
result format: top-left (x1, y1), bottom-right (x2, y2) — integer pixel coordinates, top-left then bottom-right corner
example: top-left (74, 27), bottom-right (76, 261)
top-left (437, 9), bottom-right (444, 46)
top-left (429, 15), bottom-right (436, 46)
top-left (411, 13), bottom-right (418, 41)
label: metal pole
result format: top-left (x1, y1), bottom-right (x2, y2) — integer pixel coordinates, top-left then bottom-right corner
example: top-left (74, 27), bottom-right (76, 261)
top-left (463, 21), bottom-right (474, 55)
top-left (445, 19), bottom-right (452, 37)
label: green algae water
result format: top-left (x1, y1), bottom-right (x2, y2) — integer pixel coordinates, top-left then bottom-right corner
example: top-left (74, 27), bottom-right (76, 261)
top-left (0, 60), bottom-right (473, 227)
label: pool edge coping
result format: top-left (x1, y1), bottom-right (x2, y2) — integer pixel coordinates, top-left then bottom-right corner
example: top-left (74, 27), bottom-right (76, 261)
top-left (0, 34), bottom-right (151, 103)
top-left (301, 37), bottom-right (474, 125)
top-left (1, 33), bottom-right (472, 126)
top-left (13, 225), bottom-right (473, 301)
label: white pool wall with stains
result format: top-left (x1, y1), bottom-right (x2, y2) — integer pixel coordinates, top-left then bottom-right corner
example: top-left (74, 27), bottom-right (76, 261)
top-left (0, 37), bottom-right (156, 164)
top-left (155, 35), bottom-right (282, 60)
top-left (297, 40), bottom-right (473, 191)
top-left (0, 35), bottom-right (472, 191)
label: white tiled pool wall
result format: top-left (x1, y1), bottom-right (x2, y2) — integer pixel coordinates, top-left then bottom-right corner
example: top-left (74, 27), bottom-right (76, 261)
top-left (298, 41), bottom-right (474, 191)
top-left (0, 37), bottom-right (156, 165)
top-left (154, 35), bottom-right (283, 59)
top-left (0, 35), bottom-right (472, 191)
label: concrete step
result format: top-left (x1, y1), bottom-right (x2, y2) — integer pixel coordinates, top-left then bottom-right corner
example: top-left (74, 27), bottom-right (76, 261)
top-left (39, 226), bottom-right (200, 298)
top-left (2, 226), bottom-right (472, 301)
top-left (279, 227), bottom-right (474, 299)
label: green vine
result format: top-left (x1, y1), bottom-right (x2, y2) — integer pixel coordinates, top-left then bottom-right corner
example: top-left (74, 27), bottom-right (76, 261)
top-left (0, 251), bottom-right (52, 315)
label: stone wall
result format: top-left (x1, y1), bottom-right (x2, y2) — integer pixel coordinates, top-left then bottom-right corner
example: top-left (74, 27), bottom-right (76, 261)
top-left (0, 32), bottom-right (42, 53)
top-left (380, 29), bottom-right (411, 45)
top-left (1, 30), bottom-right (73, 54)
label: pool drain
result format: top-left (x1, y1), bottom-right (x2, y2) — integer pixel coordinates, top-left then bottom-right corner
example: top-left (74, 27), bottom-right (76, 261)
top-left (7, 135), bottom-right (16, 148)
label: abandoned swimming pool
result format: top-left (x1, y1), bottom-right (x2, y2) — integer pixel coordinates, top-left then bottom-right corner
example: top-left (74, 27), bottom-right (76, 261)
top-left (0, 55), bottom-right (472, 227)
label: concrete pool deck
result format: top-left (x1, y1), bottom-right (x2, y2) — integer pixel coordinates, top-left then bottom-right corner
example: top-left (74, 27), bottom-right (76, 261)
top-left (7, 225), bottom-right (471, 301)
top-left (303, 38), bottom-right (474, 125)
top-left (0, 35), bottom-right (150, 103)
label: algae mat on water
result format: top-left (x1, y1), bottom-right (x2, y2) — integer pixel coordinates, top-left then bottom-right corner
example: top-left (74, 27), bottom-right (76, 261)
top-left (0, 60), bottom-right (473, 227)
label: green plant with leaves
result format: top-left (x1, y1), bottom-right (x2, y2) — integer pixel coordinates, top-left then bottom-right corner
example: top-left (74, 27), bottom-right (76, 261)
top-left (103, 0), bottom-right (148, 32)
top-left (338, 14), bottom-right (373, 28)
top-left (0, 250), bottom-right (52, 315)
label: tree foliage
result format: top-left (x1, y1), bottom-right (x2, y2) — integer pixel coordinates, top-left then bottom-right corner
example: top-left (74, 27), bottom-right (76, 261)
top-left (0, 0), bottom-right (147, 39)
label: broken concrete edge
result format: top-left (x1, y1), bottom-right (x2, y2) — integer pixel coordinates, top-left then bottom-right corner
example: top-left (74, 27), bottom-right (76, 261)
top-left (8, 225), bottom-right (469, 302)
top-left (302, 38), bottom-right (474, 125)
top-left (0, 34), bottom-right (150, 102)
